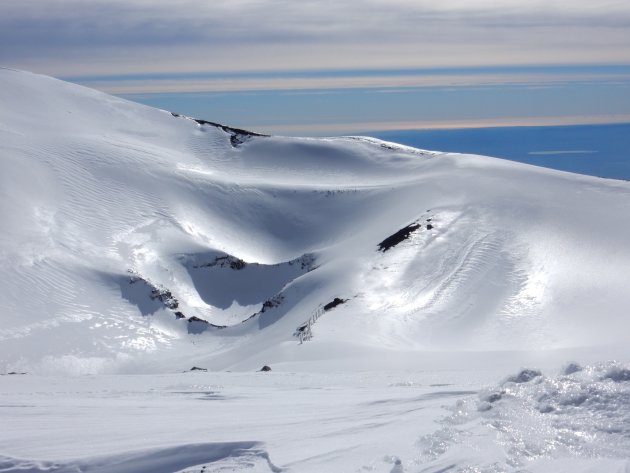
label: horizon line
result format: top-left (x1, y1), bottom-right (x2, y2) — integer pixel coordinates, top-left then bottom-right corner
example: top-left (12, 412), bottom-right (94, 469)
top-left (253, 115), bottom-right (630, 136)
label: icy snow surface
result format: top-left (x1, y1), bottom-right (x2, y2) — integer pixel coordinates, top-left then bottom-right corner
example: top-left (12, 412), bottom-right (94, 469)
top-left (1, 68), bottom-right (630, 471)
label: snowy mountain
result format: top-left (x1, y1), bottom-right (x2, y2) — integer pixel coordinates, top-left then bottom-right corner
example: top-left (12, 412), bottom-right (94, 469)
top-left (2, 68), bottom-right (630, 472)
top-left (1, 67), bottom-right (630, 375)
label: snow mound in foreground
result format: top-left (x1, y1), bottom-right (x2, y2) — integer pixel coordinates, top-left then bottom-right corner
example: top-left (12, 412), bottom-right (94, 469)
top-left (1, 68), bottom-right (630, 373)
top-left (419, 361), bottom-right (630, 472)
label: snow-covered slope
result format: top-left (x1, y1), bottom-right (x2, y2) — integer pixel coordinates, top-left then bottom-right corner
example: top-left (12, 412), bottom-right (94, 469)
top-left (3, 68), bottom-right (630, 473)
top-left (1, 67), bottom-right (630, 375)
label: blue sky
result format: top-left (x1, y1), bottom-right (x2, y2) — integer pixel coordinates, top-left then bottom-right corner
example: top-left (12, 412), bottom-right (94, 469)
top-left (2, 0), bottom-right (630, 135)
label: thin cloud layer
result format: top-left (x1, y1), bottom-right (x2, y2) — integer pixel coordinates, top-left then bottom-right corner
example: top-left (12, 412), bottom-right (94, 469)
top-left (89, 71), bottom-right (630, 95)
top-left (2, 0), bottom-right (630, 77)
top-left (256, 114), bottom-right (630, 135)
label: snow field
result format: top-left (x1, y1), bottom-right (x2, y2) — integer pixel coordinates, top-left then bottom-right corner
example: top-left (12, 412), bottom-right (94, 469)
top-left (2, 362), bottom-right (630, 472)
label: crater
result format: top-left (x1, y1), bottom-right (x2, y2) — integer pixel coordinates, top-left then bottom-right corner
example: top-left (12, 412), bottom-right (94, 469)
top-left (178, 252), bottom-right (316, 310)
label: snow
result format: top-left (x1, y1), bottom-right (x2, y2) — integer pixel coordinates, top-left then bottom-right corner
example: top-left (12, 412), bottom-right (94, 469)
top-left (1, 68), bottom-right (630, 471)
top-left (2, 363), bottom-right (630, 472)
top-left (419, 361), bottom-right (630, 471)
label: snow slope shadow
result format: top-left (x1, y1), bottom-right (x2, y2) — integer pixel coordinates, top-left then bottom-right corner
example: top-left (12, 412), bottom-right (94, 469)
top-left (178, 252), bottom-right (315, 310)
top-left (0, 441), bottom-right (283, 473)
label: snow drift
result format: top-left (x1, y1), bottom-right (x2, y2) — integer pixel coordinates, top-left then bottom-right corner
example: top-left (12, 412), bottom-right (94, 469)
top-left (1, 67), bottom-right (630, 374)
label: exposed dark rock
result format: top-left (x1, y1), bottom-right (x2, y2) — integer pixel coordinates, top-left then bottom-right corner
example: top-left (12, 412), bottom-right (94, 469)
top-left (191, 118), bottom-right (268, 148)
top-left (174, 311), bottom-right (186, 319)
top-left (125, 270), bottom-right (182, 316)
top-left (378, 223), bottom-right (421, 252)
top-left (324, 298), bottom-right (347, 311)
top-left (189, 366), bottom-right (207, 372)
top-left (193, 255), bottom-right (247, 270)
top-left (169, 111), bottom-right (268, 147)
top-left (261, 294), bottom-right (284, 313)
top-left (192, 118), bottom-right (266, 137)
top-left (259, 365), bottom-right (272, 372)
top-left (288, 253), bottom-right (317, 271)
top-left (426, 224), bottom-right (434, 230)
top-left (1, 372), bottom-right (27, 376)
top-left (150, 286), bottom-right (179, 309)
top-left (128, 271), bottom-right (179, 309)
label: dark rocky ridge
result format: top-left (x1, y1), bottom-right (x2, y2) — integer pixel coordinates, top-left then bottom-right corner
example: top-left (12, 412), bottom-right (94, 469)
top-left (170, 112), bottom-right (268, 148)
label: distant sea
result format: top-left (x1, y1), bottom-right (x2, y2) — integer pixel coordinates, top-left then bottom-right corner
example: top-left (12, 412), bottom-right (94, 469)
top-left (370, 123), bottom-right (630, 181)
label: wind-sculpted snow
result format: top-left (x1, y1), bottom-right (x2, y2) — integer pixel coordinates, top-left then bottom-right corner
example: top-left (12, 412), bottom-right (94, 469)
top-left (0, 442), bottom-right (282, 473)
top-left (418, 362), bottom-right (630, 471)
top-left (1, 68), bottom-right (630, 377)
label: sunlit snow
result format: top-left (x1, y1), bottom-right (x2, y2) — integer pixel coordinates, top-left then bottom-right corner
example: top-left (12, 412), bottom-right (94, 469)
top-left (1, 68), bottom-right (630, 472)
